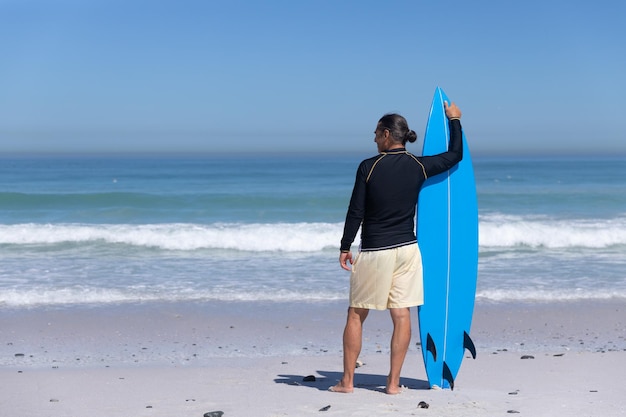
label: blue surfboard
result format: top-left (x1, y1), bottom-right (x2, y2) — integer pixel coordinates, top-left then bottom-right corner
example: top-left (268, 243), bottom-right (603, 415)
top-left (417, 87), bottom-right (478, 390)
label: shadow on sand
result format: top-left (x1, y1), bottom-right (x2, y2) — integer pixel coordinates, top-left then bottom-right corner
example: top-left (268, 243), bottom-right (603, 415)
top-left (275, 370), bottom-right (429, 393)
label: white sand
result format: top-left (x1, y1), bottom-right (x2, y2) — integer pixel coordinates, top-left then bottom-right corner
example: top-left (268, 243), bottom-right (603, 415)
top-left (1, 300), bottom-right (625, 416)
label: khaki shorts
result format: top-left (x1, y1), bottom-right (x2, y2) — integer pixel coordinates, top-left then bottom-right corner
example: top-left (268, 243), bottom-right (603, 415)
top-left (349, 244), bottom-right (423, 310)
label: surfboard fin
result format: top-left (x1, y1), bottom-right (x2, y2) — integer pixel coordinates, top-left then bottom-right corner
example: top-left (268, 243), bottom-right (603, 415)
top-left (463, 331), bottom-right (477, 359)
top-left (426, 333), bottom-right (437, 361)
top-left (442, 362), bottom-right (454, 390)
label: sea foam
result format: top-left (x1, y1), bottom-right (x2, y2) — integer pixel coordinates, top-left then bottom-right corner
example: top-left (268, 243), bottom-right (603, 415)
top-left (1, 214), bottom-right (625, 252)
top-left (0, 222), bottom-right (343, 252)
top-left (479, 214), bottom-right (626, 249)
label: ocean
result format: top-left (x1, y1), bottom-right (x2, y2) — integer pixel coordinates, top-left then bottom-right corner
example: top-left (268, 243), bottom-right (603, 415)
top-left (1, 154), bottom-right (625, 309)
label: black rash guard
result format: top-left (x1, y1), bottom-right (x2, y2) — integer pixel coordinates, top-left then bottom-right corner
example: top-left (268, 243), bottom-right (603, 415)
top-left (340, 119), bottom-right (463, 252)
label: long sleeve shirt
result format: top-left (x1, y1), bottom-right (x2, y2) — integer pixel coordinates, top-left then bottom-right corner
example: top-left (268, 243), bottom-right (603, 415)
top-left (340, 119), bottom-right (463, 252)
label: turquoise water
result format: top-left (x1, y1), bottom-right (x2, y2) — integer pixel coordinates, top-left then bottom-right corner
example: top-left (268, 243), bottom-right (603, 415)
top-left (1, 154), bottom-right (625, 307)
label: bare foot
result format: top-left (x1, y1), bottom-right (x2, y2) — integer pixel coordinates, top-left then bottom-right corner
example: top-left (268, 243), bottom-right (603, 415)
top-left (328, 382), bottom-right (354, 393)
top-left (385, 385), bottom-right (403, 395)
top-left (386, 376), bottom-right (402, 395)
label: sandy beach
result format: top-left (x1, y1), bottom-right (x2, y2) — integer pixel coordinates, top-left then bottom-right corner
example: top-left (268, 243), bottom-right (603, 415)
top-left (1, 300), bottom-right (625, 416)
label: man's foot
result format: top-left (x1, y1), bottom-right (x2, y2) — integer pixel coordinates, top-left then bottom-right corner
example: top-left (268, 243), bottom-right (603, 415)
top-left (386, 376), bottom-right (403, 395)
top-left (385, 384), bottom-right (403, 395)
top-left (328, 382), bottom-right (354, 393)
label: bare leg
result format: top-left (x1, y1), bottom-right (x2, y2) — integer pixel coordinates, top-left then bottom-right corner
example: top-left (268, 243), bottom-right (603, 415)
top-left (386, 307), bottom-right (411, 394)
top-left (329, 307), bottom-right (369, 393)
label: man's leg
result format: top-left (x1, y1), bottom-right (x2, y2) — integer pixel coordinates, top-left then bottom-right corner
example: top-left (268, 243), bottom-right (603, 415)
top-left (387, 307), bottom-right (411, 394)
top-left (329, 307), bottom-right (369, 393)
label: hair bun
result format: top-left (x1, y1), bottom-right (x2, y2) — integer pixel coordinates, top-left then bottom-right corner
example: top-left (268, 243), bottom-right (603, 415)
top-left (405, 129), bottom-right (418, 143)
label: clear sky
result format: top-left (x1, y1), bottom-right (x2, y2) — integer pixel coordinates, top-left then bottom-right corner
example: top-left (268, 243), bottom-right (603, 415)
top-left (1, 0), bottom-right (625, 156)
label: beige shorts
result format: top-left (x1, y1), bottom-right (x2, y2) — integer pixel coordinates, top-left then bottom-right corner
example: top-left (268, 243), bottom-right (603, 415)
top-left (349, 244), bottom-right (423, 310)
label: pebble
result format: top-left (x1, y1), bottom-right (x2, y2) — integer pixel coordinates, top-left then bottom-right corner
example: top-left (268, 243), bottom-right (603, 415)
top-left (319, 405), bottom-right (331, 412)
top-left (520, 355), bottom-right (535, 359)
top-left (507, 410), bottom-right (520, 414)
top-left (14, 353), bottom-right (25, 358)
top-left (417, 401), bottom-right (429, 409)
top-left (303, 375), bottom-right (316, 382)
top-left (204, 412), bottom-right (224, 417)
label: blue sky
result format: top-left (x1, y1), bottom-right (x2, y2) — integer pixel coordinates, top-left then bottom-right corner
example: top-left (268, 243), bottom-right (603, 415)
top-left (1, 0), bottom-right (625, 155)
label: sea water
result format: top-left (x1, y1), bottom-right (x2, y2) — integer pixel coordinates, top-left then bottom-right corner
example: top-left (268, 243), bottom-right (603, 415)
top-left (0, 154), bottom-right (625, 308)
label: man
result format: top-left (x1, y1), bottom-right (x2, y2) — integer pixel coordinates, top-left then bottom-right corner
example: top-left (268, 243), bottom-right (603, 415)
top-left (330, 102), bottom-right (463, 394)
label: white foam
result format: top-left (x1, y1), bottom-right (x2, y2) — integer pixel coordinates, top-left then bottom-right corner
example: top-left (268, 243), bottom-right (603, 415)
top-left (479, 214), bottom-right (626, 249)
top-left (4, 284), bottom-right (625, 307)
top-left (0, 287), bottom-right (346, 308)
top-left (477, 288), bottom-right (626, 302)
top-left (0, 222), bottom-right (346, 252)
top-left (1, 214), bottom-right (624, 253)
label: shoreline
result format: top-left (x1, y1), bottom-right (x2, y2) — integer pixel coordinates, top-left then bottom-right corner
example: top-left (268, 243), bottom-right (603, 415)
top-left (1, 300), bottom-right (348, 369)
top-left (2, 299), bottom-right (625, 369)
top-left (2, 299), bottom-right (625, 416)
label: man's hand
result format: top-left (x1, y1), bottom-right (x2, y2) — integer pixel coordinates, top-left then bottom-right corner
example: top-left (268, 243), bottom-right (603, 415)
top-left (339, 251), bottom-right (353, 271)
top-left (444, 101), bottom-right (462, 120)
